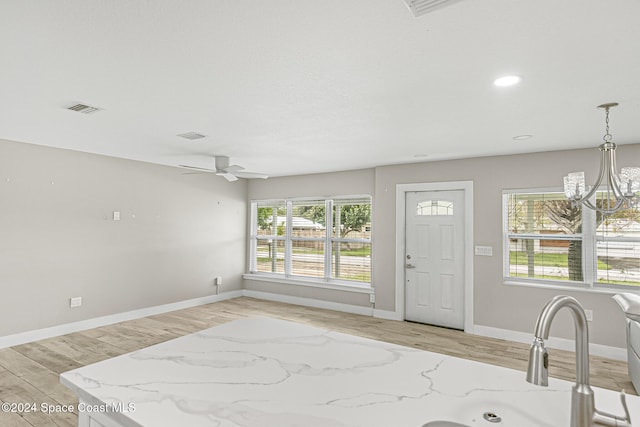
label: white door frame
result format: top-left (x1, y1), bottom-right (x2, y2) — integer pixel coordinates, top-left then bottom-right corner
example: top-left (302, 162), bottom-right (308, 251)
top-left (395, 181), bottom-right (474, 333)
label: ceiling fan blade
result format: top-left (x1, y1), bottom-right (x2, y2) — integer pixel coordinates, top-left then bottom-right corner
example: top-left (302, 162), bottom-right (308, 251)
top-left (234, 171), bottom-right (269, 179)
top-left (225, 165), bottom-right (245, 173)
top-left (178, 164), bottom-right (216, 173)
top-left (217, 172), bottom-right (239, 182)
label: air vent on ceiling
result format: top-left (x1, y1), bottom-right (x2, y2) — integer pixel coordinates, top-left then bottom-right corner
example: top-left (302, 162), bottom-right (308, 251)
top-left (402, 0), bottom-right (464, 17)
top-left (177, 132), bottom-right (207, 140)
top-left (67, 103), bottom-right (101, 114)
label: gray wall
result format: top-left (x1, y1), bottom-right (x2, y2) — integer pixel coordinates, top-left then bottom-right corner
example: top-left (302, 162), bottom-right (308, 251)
top-left (248, 144), bottom-right (640, 348)
top-left (0, 139), bottom-right (247, 337)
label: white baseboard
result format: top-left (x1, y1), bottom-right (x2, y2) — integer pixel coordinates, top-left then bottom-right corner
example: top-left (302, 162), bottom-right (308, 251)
top-left (473, 324), bottom-right (627, 361)
top-left (373, 308), bottom-right (403, 321)
top-left (243, 290), bottom-right (374, 317)
top-left (0, 291), bottom-right (243, 350)
top-left (243, 290), bottom-right (404, 321)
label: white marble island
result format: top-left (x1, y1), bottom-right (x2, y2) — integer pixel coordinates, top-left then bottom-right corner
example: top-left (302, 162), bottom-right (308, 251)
top-left (60, 317), bottom-right (640, 427)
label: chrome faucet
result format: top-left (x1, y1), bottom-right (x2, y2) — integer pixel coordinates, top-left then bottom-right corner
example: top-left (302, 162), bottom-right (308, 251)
top-left (526, 295), bottom-right (632, 427)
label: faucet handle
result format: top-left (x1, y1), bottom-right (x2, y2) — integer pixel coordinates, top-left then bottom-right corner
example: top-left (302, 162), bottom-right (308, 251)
top-left (592, 390), bottom-right (632, 427)
top-left (619, 390), bottom-right (631, 425)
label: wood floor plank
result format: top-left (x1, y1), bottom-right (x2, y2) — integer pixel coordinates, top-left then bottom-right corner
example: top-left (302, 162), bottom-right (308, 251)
top-left (0, 349), bottom-right (77, 405)
top-left (0, 398), bottom-right (34, 427)
top-left (10, 343), bottom-right (81, 376)
top-left (0, 370), bottom-right (76, 427)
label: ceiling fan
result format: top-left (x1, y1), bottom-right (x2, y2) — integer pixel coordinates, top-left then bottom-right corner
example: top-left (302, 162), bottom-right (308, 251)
top-left (179, 156), bottom-right (268, 182)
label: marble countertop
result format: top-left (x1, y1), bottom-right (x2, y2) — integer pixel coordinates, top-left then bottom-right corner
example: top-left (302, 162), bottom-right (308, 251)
top-left (60, 317), bottom-right (640, 427)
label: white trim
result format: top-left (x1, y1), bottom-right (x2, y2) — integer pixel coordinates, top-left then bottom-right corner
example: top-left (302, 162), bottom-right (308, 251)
top-left (373, 308), bottom-right (403, 321)
top-left (242, 273), bottom-right (373, 293)
top-left (504, 279), bottom-right (640, 295)
top-left (473, 324), bottom-right (626, 361)
top-left (0, 291), bottom-right (243, 350)
top-left (395, 181), bottom-right (475, 333)
top-left (244, 288), bottom-right (402, 320)
top-left (243, 290), bottom-right (374, 316)
top-left (249, 202), bottom-right (258, 272)
top-left (324, 199), bottom-right (333, 281)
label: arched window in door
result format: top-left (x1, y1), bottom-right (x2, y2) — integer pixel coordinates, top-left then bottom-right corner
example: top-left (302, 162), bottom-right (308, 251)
top-left (416, 200), bottom-right (454, 216)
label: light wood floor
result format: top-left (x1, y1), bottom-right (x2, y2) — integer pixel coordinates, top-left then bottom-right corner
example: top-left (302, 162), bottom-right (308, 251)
top-left (0, 296), bottom-right (634, 426)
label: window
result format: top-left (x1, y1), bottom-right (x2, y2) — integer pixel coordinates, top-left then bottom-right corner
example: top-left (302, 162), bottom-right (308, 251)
top-left (503, 189), bottom-right (640, 289)
top-left (250, 196), bottom-right (372, 286)
top-left (595, 192), bottom-right (640, 286)
top-left (254, 200), bottom-right (286, 274)
top-left (416, 200), bottom-right (454, 216)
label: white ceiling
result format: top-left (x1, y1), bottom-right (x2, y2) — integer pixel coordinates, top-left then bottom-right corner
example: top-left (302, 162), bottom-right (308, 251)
top-left (1, 0), bottom-right (640, 178)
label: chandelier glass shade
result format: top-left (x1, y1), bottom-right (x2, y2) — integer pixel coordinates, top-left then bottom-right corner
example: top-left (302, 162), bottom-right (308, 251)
top-left (563, 103), bottom-right (640, 215)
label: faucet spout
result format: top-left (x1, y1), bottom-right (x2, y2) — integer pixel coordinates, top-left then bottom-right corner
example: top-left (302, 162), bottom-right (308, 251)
top-left (529, 295), bottom-right (590, 386)
top-left (526, 295), bottom-right (632, 427)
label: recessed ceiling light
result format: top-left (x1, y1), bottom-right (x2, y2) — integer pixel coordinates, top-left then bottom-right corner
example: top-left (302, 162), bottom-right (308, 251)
top-left (494, 75), bottom-right (521, 87)
top-left (177, 132), bottom-right (207, 140)
top-left (512, 134), bottom-right (533, 140)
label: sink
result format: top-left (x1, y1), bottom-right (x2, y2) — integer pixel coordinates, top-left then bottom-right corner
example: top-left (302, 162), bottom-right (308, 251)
top-left (422, 422), bottom-right (470, 427)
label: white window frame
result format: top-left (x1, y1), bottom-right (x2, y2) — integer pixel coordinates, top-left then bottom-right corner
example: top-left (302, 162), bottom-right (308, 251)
top-left (248, 195), bottom-right (372, 289)
top-left (502, 187), bottom-right (637, 293)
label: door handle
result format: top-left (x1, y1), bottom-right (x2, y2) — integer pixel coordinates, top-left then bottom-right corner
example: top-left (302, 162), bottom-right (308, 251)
top-left (406, 264), bottom-right (415, 269)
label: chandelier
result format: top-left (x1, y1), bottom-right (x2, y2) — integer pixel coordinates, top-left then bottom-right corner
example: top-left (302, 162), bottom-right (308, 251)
top-left (563, 102), bottom-right (640, 215)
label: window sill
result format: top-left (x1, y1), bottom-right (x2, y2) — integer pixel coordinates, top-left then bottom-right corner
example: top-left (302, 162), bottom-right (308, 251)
top-left (504, 278), bottom-right (639, 295)
top-left (242, 273), bottom-right (373, 294)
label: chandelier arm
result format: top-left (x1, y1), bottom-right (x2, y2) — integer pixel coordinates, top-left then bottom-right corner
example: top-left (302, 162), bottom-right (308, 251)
top-left (595, 205), bottom-right (623, 216)
top-left (607, 145), bottom-right (626, 199)
top-left (585, 202), bottom-right (613, 216)
top-left (608, 173), bottom-right (625, 200)
top-left (576, 147), bottom-right (607, 204)
top-left (589, 195), bottom-right (625, 215)
top-left (605, 197), bottom-right (625, 213)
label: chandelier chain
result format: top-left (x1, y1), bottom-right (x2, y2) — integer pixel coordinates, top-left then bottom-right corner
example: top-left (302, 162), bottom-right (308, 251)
top-left (603, 106), bottom-right (612, 143)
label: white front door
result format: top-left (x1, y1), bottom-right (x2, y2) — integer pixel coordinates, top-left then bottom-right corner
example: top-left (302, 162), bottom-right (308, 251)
top-left (404, 190), bottom-right (465, 329)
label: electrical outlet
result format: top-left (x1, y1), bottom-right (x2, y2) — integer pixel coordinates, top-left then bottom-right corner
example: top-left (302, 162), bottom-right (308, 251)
top-left (70, 297), bottom-right (82, 308)
top-left (369, 293), bottom-right (375, 304)
top-left (214, 276), bottom-right (222, 286)
top-left (585, 309), bottom-right (593, 322)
